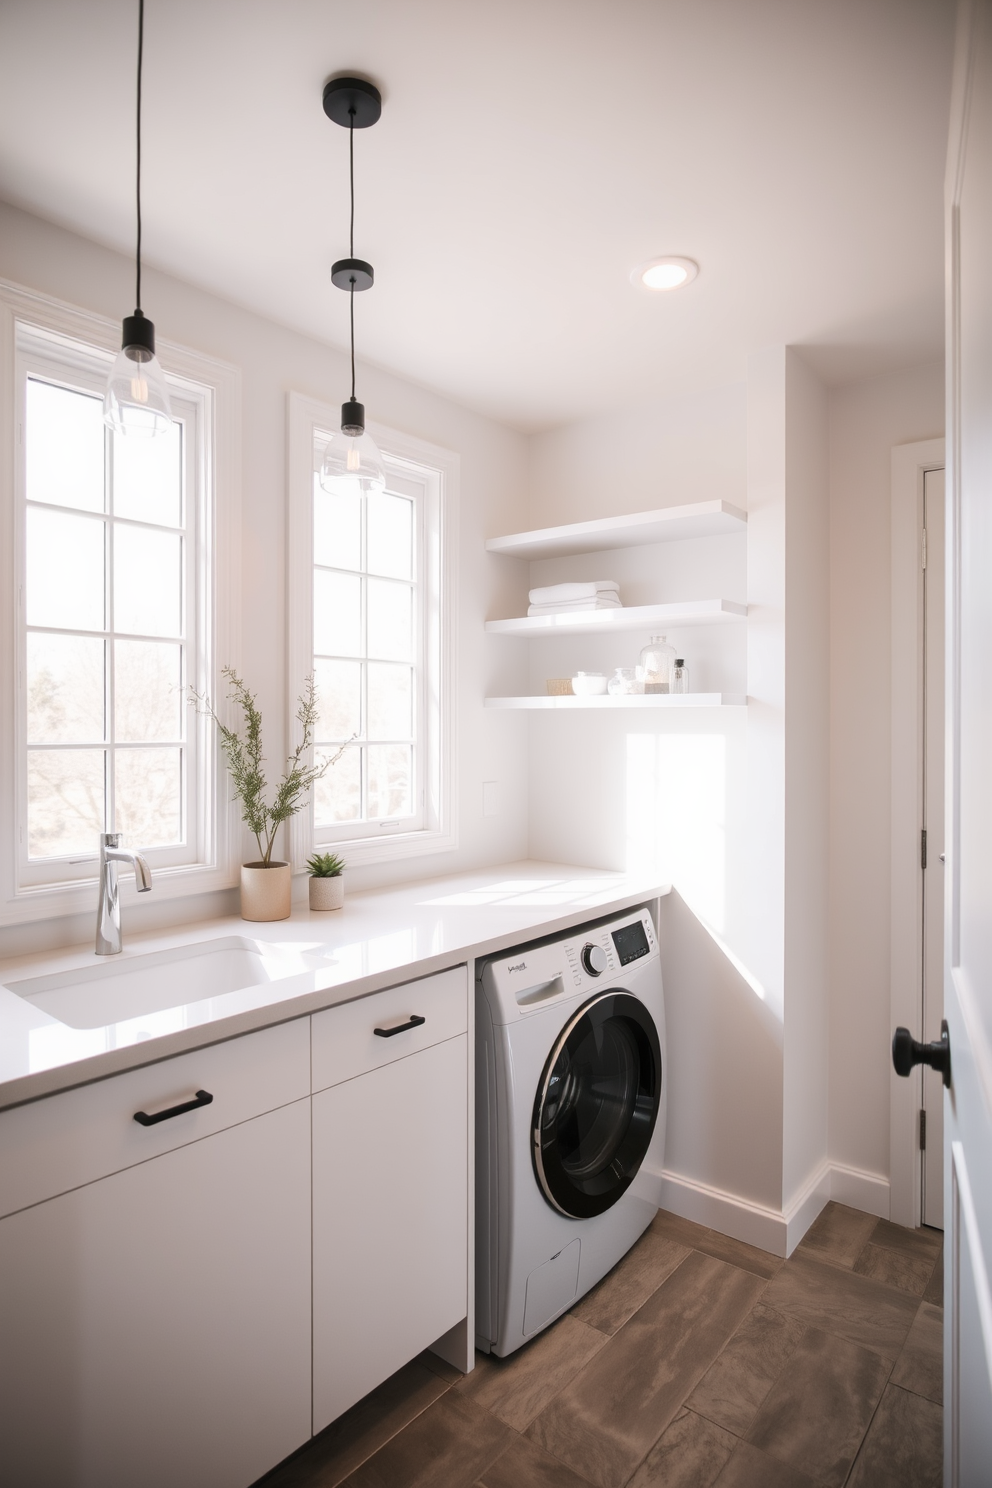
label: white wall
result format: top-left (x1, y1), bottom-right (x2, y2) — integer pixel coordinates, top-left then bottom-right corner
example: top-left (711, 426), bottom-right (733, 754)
top-left (828, 361), bottom-right (944, 1190)
top-left (782, 352), bottom-right (830, 1211)
top-left (0, 201), bottom-right (531, 958)
top-left (523, 352), bottom-right (833, 1250)
top-left (523, 372), bottom-right (788, 1228)
top-left (740, 346), bottom-right (830, 1227)
top-left (526, 383), bottom-right (747, 528)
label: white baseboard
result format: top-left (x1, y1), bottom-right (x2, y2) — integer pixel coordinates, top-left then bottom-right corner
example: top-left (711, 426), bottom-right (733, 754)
top-left (784, 1159), bottom-right (833, 1255)
top-left (827, 1161), bottom-right (890, 1220)
top-left (657, 1161), bottom-right (891, 1259)
top-left (658, 1168), bottom-right (795, 1257)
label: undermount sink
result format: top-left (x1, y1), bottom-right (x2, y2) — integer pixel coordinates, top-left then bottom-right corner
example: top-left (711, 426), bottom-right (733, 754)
top-left (6, 937), bottom-right (315, 1029)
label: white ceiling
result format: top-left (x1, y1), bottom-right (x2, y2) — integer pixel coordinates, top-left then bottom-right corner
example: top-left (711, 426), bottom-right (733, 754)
top-left (0, 0), bottom-right (954, 431)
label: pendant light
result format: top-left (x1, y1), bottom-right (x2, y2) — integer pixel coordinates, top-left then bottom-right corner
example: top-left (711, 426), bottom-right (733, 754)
top-left (319, 77), bottom-right (386, 498)
top-left (104, 0), bottom-right (172, 437)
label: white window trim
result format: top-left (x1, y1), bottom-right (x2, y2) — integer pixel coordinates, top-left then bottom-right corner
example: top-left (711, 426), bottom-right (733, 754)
top-left (0, 278), bottom-right (242, 926)
top-left (287, 391), bottom-right (458, 870)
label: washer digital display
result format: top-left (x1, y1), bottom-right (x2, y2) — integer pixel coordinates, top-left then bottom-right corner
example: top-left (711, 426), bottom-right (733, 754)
top-left (611, 920), bottom-right (649, 966)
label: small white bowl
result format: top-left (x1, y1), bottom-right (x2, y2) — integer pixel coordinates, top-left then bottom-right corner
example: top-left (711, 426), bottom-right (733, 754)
top-left (571, 672), bottom-right (608, 696)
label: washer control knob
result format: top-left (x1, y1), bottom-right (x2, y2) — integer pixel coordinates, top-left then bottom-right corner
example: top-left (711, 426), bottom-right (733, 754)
top-left (581, 942), bottom-right (607, 977)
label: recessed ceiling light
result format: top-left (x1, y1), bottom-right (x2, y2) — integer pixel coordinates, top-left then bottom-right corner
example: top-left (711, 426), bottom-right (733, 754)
top-left (631, 257), bottom-right (699, 292)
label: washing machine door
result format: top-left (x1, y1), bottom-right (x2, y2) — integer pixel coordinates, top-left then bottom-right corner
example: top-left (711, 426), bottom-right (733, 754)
top-left (532, 990), bottom-right (662, 1219)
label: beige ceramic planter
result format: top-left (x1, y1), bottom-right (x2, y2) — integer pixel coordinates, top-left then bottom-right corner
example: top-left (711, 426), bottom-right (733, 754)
top-left (240, 861), bottom-right (292, 922)
top-left (309, 875), bottom-right (344, 911)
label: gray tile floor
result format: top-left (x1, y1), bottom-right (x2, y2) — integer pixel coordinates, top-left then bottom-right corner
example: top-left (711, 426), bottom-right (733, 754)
top-left (257, 1204), bottom-right (943, 1488)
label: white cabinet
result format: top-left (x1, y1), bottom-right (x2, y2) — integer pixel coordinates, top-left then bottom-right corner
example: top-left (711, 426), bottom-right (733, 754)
top-left (312, 966), bottom-right (469, 1432)
top-left (0, 1097), bottom-right (311, 1488)
top-left (0, 966), bottom-right (473, 1485)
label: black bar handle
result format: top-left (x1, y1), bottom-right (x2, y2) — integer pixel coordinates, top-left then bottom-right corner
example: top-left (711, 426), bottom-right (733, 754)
top-left (373, 1014), bottom-right (426, 1039)
top-left (892, 1020), bottom-right (951, 1088)
top-left (134, 1089), bottom-right (214, 1126)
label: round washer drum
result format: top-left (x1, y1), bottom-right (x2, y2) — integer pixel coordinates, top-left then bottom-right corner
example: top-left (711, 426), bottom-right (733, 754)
top-left (531, 990), bottom-right (662, 1219)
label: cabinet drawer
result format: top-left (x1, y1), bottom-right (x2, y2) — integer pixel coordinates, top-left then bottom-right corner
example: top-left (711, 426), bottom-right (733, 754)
top-left (0, 1017), bottom-right (310, 1219)
top-left (311, 965), bottom-right (467, 1093)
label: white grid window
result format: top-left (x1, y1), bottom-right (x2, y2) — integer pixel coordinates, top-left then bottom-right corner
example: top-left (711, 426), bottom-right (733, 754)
top-left (1, 287), bottom-right (239, 925)
top-left (23, 374), bottom-right (192, 863)
top-left (312, 473), bottom-right (423, 833)
top-left (287, 393), bottom-right (456, 869)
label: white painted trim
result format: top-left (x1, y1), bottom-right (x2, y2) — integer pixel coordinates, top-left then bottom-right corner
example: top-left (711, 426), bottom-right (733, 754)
top-left (658, 1167), bottom-right (794, 1256)
top-left (286, 394), bottom-right (459, 871)
top-left (0, 278), bottom-right (242, 926)
top-left (951, 1141), bottom-right (992, 1391)
top-left (784, 1160), bottom-right (834, 1255)
top-left (658, 1160), bottom-right (890, 1259)
top-left (889, 436), bottom-right (945, 1226)
top-left (827, 1161), bottom-right (891, 1220)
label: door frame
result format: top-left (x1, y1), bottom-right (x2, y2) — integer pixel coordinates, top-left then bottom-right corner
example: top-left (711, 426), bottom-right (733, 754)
top-left (890, 436), bottom-right (945, 1227)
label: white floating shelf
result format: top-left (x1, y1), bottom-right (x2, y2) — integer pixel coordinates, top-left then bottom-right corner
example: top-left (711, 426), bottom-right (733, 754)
top-left (486, 500), bottom-right (747, 560)
top-left (485, 694), bottom-right (747, 710)
top-left (485, 599), bottom-right (747, 638)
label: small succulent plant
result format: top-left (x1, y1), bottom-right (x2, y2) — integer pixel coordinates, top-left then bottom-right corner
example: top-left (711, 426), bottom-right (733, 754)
top-left (306, 851), bottom-right (345, 878)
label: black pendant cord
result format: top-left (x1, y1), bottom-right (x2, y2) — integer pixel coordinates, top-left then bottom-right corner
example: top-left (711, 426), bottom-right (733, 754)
top-left (350, 282), bottom-right (356, 401)
top-left (349, 112), bottom-right (355, 259)
top-left (349, 111), bottom-right (356, 402)
top-left (135, 0), bottom-right (144, 312)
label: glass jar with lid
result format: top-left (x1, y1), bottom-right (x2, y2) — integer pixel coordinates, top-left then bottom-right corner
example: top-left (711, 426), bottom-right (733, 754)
top-left (607, 667), bottom-right (640, 696)
top-left (638, 635), bottom-right (676, 694)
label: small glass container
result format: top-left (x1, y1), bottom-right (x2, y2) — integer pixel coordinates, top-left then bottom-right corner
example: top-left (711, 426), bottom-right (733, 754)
top-left (638, 635), bottom-right (676, 694)
top-left (607, 667), bottom-right (640, 696)
top-left (671, 658), bottom-right (689, 694)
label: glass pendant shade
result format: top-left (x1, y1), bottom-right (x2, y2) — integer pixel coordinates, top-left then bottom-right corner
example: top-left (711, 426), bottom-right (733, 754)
top-left (319, 408), bottom-right (386, 497)
top-left (104, 312), bottom-right (172, 437)
top-left (104, 344), bottom-right (173, 436)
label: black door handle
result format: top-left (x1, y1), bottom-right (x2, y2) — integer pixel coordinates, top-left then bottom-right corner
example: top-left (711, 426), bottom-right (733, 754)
top-left (373, 1014), bottom-right (426, 1039)
top-left (892, 1021), bottom-right (951, 1088)
top-left (134, 1089), bottom-right (214, 1126)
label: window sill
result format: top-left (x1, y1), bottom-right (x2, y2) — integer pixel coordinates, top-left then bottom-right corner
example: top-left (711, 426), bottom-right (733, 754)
top-left (301, 825), bottom-right (458, 872)
top-left (0, 861), bottom-right (238, 928)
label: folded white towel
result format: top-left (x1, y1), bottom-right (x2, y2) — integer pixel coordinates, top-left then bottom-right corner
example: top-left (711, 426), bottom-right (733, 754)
top-left (527, 595), bottom-right (622, 616)
top-left (528, 580), bottom-right (620, 606)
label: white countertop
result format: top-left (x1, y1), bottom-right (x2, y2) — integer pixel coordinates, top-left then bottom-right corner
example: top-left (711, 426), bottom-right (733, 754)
top-left (0, 861), bottom-right (667, 1111)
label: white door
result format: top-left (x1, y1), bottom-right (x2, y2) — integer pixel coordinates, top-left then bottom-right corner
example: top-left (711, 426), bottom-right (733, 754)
top-left (312, 1034), bottom-right (468, 1433)
top-left (923, 467), bottom-right (945, 1229)
top-left (945, 0), bottom-right (992, 1480)
top-left (0, 1099), bottom-right (312, 1488)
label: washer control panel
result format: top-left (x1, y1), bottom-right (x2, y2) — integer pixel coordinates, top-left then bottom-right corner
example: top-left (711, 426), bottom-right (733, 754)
top-left (580, 942), bottom-right (608, 977)
top-left (481, 907), bottom-right (659, 1020)
top-left (610, 917), bottom-right (653, 967)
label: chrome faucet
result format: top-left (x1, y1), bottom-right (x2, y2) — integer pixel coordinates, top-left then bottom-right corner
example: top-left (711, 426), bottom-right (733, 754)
top-left (95, 833), bottom-right (152, 955)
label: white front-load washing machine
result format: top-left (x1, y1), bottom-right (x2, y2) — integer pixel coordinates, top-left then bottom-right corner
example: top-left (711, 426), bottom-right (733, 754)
top-left (475, 905), bottom-right (666, 1357)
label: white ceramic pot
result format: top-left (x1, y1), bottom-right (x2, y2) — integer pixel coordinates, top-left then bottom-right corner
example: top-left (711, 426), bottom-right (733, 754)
top-left (309, 875), bottom-right (344, 911)
top-left (571, 671), bottom-right (608, 696)
top-left (240, 861), bottom-right (292, 922)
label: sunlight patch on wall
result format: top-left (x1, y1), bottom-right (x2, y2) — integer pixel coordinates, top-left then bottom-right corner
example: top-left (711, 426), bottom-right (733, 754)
top-left (625, 733), bottom-right (726, 932)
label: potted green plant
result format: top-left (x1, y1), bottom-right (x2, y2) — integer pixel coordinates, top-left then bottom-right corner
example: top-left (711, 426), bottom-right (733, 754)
top-left (195, 667), bottom-right (344, 922)
top-left (306, 851), bottom-right (346, 911)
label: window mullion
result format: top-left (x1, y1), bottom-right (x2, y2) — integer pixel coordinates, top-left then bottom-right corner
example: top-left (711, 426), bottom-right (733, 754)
top-left (359, 495), bottom-right (368, 823)
top-left (105, 424), bottom-right (114, 835)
